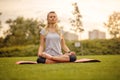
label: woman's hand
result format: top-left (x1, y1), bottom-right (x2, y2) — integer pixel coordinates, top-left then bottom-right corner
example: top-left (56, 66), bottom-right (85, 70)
top-left (69, 51), bottom-right (76, 55)
top-left (38, 52), bottom-right (53, 60)
top-left (64, 51), bottom-right (76, 56)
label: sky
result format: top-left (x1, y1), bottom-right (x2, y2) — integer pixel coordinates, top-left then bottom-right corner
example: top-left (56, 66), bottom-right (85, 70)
top-left (0, 0), bottom-right (120, 39)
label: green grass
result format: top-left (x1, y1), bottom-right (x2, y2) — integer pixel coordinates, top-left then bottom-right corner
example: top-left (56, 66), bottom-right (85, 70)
top-left (0, 55), bottom-right (120, 80)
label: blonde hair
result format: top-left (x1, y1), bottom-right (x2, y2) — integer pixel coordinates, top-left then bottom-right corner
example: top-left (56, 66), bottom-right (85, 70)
top-left (44, 11), bottom-right (62, 36)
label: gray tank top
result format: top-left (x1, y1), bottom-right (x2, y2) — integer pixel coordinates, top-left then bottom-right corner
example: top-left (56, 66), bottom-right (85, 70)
top-left (40, 28), bottom-right (63, 56)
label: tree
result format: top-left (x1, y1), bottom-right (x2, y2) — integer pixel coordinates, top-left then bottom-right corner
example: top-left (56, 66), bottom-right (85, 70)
top-left (0, 12), bottom-right (2, 30)
top-left (69, 2), bottom-right (84, 33)
top-left (69, 3), bottom-right (84, 55)
top-left (4, 16), bottom-right (45, 46)
top-left (104, 12), bottom-right (120, 38)
top-left (0, 37), bottom-right (4, 47)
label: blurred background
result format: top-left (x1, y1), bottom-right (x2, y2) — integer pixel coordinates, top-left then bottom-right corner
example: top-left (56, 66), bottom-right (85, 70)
top-left (0, 0), bottom-right (120, 56)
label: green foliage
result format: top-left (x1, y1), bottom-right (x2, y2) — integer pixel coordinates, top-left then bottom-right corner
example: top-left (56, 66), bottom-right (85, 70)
top-left (0, 45), bottom-right (38, 57)
top-left (0, 55), bottom-right (120, 80)
top-left (0, 38), bottom-right (120, 57)
top-left (70, 2), bottom-right (84, 33)
top-left (0, 12), bottom-right (2, 30)
top-left (2, 16), bottom-right (45, 47)
top-left (66, 38), bottom-right (120, 55)
top-left (0, 37), bottom-right (4, 47)
top-left (104, 12), bottom-right (120, 38)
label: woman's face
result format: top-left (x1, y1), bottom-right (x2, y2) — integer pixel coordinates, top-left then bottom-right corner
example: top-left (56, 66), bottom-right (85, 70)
top-left (47, 13), bottom-right (58, 24)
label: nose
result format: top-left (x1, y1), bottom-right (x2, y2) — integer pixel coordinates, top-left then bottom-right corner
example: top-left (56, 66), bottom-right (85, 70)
top-left (52, 17), bottom-right (55, 20)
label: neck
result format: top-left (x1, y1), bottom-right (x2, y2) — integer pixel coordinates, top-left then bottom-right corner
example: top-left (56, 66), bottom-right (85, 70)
top-left (48, 24), bottom-right (56, 28)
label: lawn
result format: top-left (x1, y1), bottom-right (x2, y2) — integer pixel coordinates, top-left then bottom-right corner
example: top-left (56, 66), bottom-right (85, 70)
top-left (0, 55), bottom-right (120, 80)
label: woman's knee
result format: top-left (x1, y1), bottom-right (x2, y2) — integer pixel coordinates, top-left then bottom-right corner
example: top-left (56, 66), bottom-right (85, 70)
top-left (69, 55), bottom-right (77, 62)
top-left (37, 56), bottom-right (46, 64)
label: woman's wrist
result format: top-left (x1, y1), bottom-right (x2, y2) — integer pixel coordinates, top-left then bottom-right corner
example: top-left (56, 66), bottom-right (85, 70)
top-left (67, 51), bottom-right (71, 53)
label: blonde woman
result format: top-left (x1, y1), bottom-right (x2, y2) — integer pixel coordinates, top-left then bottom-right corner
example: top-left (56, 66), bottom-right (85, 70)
top-left (16, 11), bottom-right (100, 64)
top-left (37, 11), bottom-right (76, 64)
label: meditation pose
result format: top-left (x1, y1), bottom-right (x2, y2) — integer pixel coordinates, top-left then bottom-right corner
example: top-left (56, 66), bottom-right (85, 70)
top-left (16, 11), bottom-right (100, 64)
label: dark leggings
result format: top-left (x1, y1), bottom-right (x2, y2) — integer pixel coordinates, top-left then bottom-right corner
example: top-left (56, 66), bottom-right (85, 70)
top-left (37, 56), bottom-right (46, 64)
top-left (37, 55), bottom-right (77, 63)
top-left (69, 55), bottom-right (77, 62)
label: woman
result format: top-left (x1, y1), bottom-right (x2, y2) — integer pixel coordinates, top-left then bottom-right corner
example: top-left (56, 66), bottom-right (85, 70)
top-left (16, 11), bottom-right (100, 64)
top-left (37, 11), bottom-right (76, 64)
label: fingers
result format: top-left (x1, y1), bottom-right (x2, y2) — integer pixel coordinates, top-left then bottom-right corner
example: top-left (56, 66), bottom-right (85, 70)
top-left (70, 51), bottom-right (76, 55)
top-left (64, 51), bottom-right (76, 56)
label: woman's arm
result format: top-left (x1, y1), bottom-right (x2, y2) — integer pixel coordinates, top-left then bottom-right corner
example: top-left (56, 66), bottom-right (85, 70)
top-left (38, 34), bottom-right (52, 59)
top-left (61, 35), bottom-right (70, 53)
top-left (61, 35), bottom-right (76, 55)
top-left (38, 34), bottom-right (45, 56)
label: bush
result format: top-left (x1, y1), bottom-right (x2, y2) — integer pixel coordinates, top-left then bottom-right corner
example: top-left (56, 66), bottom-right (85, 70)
top-left (66, 38), bottom-right (120, 55)
top-left (0, 38), bottom-right (120, 57)
top-left (0, 45), bottom-right (39, 57)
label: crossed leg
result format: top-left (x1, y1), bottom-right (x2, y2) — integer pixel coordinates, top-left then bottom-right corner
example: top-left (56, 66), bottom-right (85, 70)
top-left (38, 53), bottom-right (76, 64)
top-left (16, 53), bottom-right (76, 64)
top-left (45, 55), bottom-right (70, 64)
